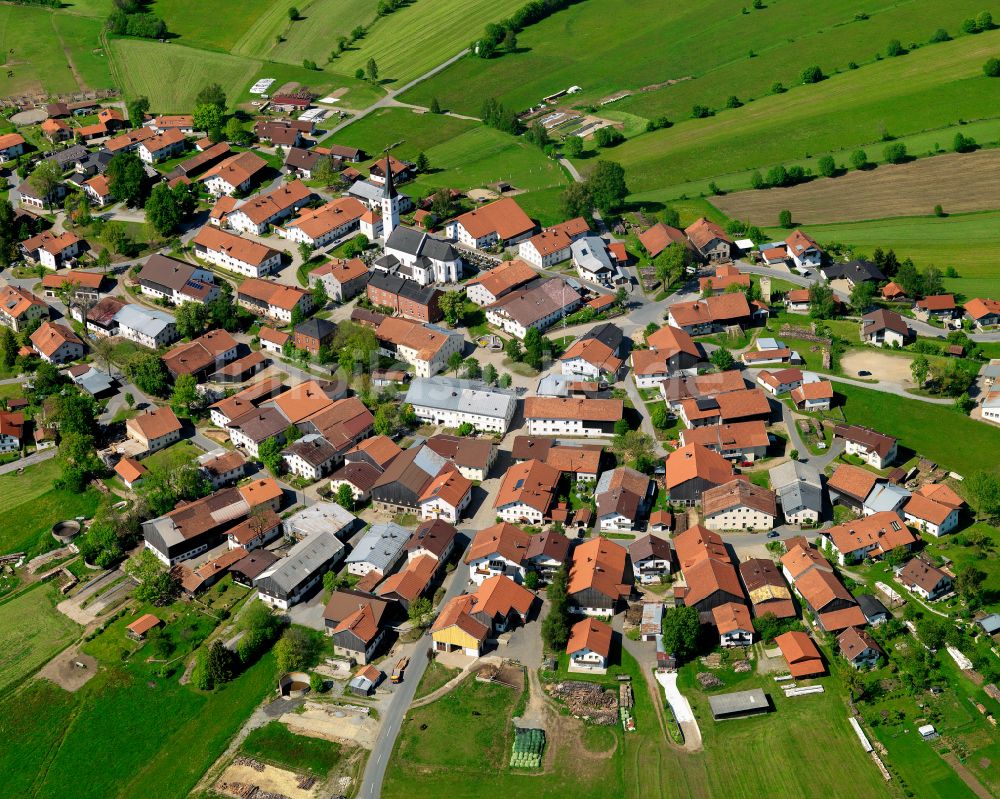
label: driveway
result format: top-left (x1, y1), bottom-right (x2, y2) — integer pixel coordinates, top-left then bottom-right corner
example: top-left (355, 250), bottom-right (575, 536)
top-left (655, 671), bottom-right (703, 751)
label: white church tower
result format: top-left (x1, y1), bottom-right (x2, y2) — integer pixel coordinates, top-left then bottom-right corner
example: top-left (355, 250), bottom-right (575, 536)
top-left (380, 151), bottom-right (400, 239)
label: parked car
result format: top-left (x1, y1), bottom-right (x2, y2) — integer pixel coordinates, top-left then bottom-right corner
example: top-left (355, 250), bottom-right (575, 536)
top-left (767, 530), bottom-right (780, 538)
top-left (857, 370), bottom-right (871, 377)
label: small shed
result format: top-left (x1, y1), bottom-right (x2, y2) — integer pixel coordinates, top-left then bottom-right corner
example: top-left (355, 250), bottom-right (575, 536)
top-left (348, 664), bottom-right (384, 697)
top-left (708, 688), bottom-right (771, 720)
top-left (126, 613), bottom-right (162, 641)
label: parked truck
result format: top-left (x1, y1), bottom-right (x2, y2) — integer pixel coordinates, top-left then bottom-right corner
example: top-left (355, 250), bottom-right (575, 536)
top-left (391, 656), bottom-right (409, 683)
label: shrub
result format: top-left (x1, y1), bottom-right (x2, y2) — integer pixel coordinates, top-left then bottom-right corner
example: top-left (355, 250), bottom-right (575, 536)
top-left (929, 28), bottom-right (950, 42)
top-left (801, 65), bottom-right (824, 83)
top-left (850, 149), bottom-right (869, 170)
top-left (817, 155), bottom-right (836, 177)
top-left (984, 57), bottom-right (1000, 77)
top-left (779, 209), bottom-right (792, 228)
top-left (886, 39), bottom-right (905, 57)
top-left (770, 81), bottom-right (786, 94)
top-left (883, 142), bottom-right (908, 163)
top-left (691, 104), bottom-right (713, 118)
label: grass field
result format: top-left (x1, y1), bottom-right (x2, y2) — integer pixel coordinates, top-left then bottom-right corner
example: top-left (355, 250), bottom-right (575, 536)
top-left (0, 653), bottom-right (278, 799)
top-left (329, 108), bottom-right (570, 204)
top-left (241, 721), bottom-right (346, 775)
top-left (142, 439), bottom-right (201, 473)
top-left (0, 584), bottom-right (79, 694)
top-left (267, 0), bottom-right (380, 67)
top-left (714, 149), bottom-right (1000, 226)
top-left (150, 0), bottom-right (280, 52)
top-left (386, 649), bottom-right (892, 799)
top-left (0, 457), bottom-right (103, 558)
top-left (834, 382), bottom-right (1000, 473)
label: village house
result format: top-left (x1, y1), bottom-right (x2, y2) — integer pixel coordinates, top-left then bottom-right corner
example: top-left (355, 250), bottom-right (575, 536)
top-left (40, 271), bottom-right (106, 304)
top-left (82, 174), bottom-right (114, 207)
top-left (162, 329), bottom-right (239, 380)
top-left (638, 222), bottom-right (694, 260)
top-left (862, 483), bottom-right (911, 517)
top-left (431, 575), bottom-right (535, 656)
top-left (822, 259), bottom-right (886, 288)
top-left (30, 321), bottom-right (84, 364)
top-left (631, 325), bottom-right (702, 387)
top-left (208, 378), bottom-right (283, 427)
top-left (684, 217), bottom-right (733, 261)
top-left (198, 449), bottom-right (246, 489)
top-left (0, 284), bottom-right (51, 331)
top-left (328, 601), bottom-right (388, 665)
top-left (465, 259), bottom-right (538, 306)
top-left (699, 263), bottom-right (750, 294)
top-left (784, 289), bottom-right (811, 314)
top-left (739, 558), bottom-right (796, 619)
top-left (898, 556), bottom-right (953, 601)
top-left (915, 294), bottom-right (957, 322)
top-left (284, 147), bottom-right (332, 179)
top-left (0, 132), bottom-right (26, 162)
top-left (126, 406), bottom-right (182, 454)
top-left (137, 129), bottom-right (186, 164)
top-left (226, 180), bottom-right (313, 235)
top-left (293, 317), bottom-right (336, 357)
top-left (42, 118), bottom-right (72, 143)
top-left (405, 518), bottom-right (457, 564)
top-left (308, 257), bottom-right (370, 303)
top-left (673, 524), bottom-right (745, 614)
top-left (791, 379), bottom-right (834, 411)
top-left (663, 443), bottom-right (735, 506)
top-left (756, 368), bottom-right (803, 396)
top-left (258, 326), bottom-right (290, 355)
top-left (861, 309), bottom-right (912, 348)
top-left (784, 229), bottom-right (823, 272)
top-left (282, 434), bottom-right (339, 481)
top-left (595, 466), bottom-right (653, 532)
top-left (424, 434), bottom-right (497, 481)
top-left (628, 535), bottom-right (674, 584)
top-left (376, 554), bottom-right (440, 611)
top-left (567, 618), bottom-right (613, 671)
top-left (485, 277), bottom-right (582, 339)
top-left (769, 459), bottom-right (824, 525)
top-left (964, 297), bottom-right (1000, 329)
top-left (200, 151), bottom-right (269, 196)
top-left (79, 296), bottom-right (125, 336)
top-left (126, 614), bottom-right (162, 642)
top-left (104, 126), bottom-right (157, 154)
top-left (559, 323), bottom-right (625, 382)
top-left (678, 387), bottom-right (771, 429)
top-left (375, 316), bottom-right (463, 378)
top-left (138, 254), bottom-right (218, 306)
top-left (193, 226), bottom-right (282, 278)
top-left (346, 522), bottom-right (411, 577)
top-left (494, 458), bottom-right (561, 524)
top-left (405, 376), bottom-right (516, 434)
top-left (667, 292), bottom-right (752, 335)
top-left (367, 443), bottom-right (457, 516)
top-left (572, 235), bottom-right (621, 285)
top-left (226, 407), bottom-right (288, 457)
top-left (903, 483), bottom-right (964, 537)
top-left (446, 197), bottom-right (535, 249)
top-left (567, 536), bottom-right (634, 616)
top-left (237, 279), bottom-right (313, 323)
top-left (165, 141), bottom-right (231, 183)
top-left (525, 529), bottom-right (572, 581)
top-left (702, 478), bottom-right (778, 531)
top-left (418, 467), bottom-right (472, 523)
top-left (834, 424), bottom-right (898, 469)
top-left (114, 456), bottom-right (148, 490)
top-left (678, 420), bottom-right (770, 463)
top-left (366, 272), bottom-right (442, 322)
top-left (712, 602), bottom-right (754, 647)
top-left (838, 627), bottom-right (882, 669)
top-left (0, 411), bottom-right (25, 453)
top-left (518, 217), bottom-right (589, 267)
top-left (255, 531), bottom-right (345, 610)
top-left (512, 436), bottom-right (604, 482)
top-left (20, 230), bottom-right (84, 270)
top-left (823, 511), bottom-right (916, 565)
top-left (775, 631), bottom-right (825, 678)
top-left (255, 118), bottom-right (313, 147)
top-left (781, 542), bottom-right (866, 632)
top-left (466, 522), bottom-right (531, 586)
top-left (115, 305), bottom-right (179, 349)
top-left (857, 593), bottom-right (891, 626)
top-left (276, 196), bottom-right (368, 248)
top-left (827, 463), bottom-right (881, 513)
top-left (17, 178), bottom-right (68, 211)
top-left (523, 396), bottom-right (623, 437)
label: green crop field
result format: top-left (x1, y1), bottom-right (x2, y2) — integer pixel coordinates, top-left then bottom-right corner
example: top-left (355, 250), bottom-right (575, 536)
top-left (241, 721), bottom-right (347, 775)
top-left (0, 457), bottom-right (102, 558)
top-left (779, 210), bottom-right (1000, 297)
top-left (835, 382), bottom-right (1000, 473)
top-left (0, 585), bottom-right (79, 694)
top-left (266, 0), bottom-right (380, 66)
top-left (331, 0), bottom-right (526, 87)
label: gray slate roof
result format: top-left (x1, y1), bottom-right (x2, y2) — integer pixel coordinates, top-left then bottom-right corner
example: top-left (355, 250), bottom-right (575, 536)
top-left (404, 376), bottom-right (516, 421)
top-left (254, 531), bottom-right (345, 599)
top-left (113, 304), bottom-right (175, 338)
top-left (346, 522), bottom-right (410, 572)
top-left (283, 501), bottom-right (356, 538)
top-left (385, 225), bottom-right (458, 262)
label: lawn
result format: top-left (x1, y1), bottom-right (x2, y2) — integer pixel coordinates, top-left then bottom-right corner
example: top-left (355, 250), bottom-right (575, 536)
top-left (786, 210), bottom-right (1000, 297)
top-left (412, 659), bottom-right (460, 700)
top-left (142, 439), bottom-right (202, 473)
top-left (0, 584), bottom-right (80, 694)
top-left (0, 456), bottom-right (103, 558)
top-left (241, 720), bottom-right (346, 775)
top-left (834, 382), bottom-right (1000, 474)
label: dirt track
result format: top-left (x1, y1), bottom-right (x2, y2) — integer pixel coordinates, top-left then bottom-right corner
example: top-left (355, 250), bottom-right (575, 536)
top-left (712, 150), bottom-right (1000, 225)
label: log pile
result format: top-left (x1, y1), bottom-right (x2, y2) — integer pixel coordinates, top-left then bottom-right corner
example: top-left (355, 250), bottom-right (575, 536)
top-left (546, 680), bottom-right (618, 725)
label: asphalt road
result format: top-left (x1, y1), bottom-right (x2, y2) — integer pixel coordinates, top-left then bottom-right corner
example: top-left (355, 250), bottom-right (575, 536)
top-left (359, 544), bottom-right (473, 799)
